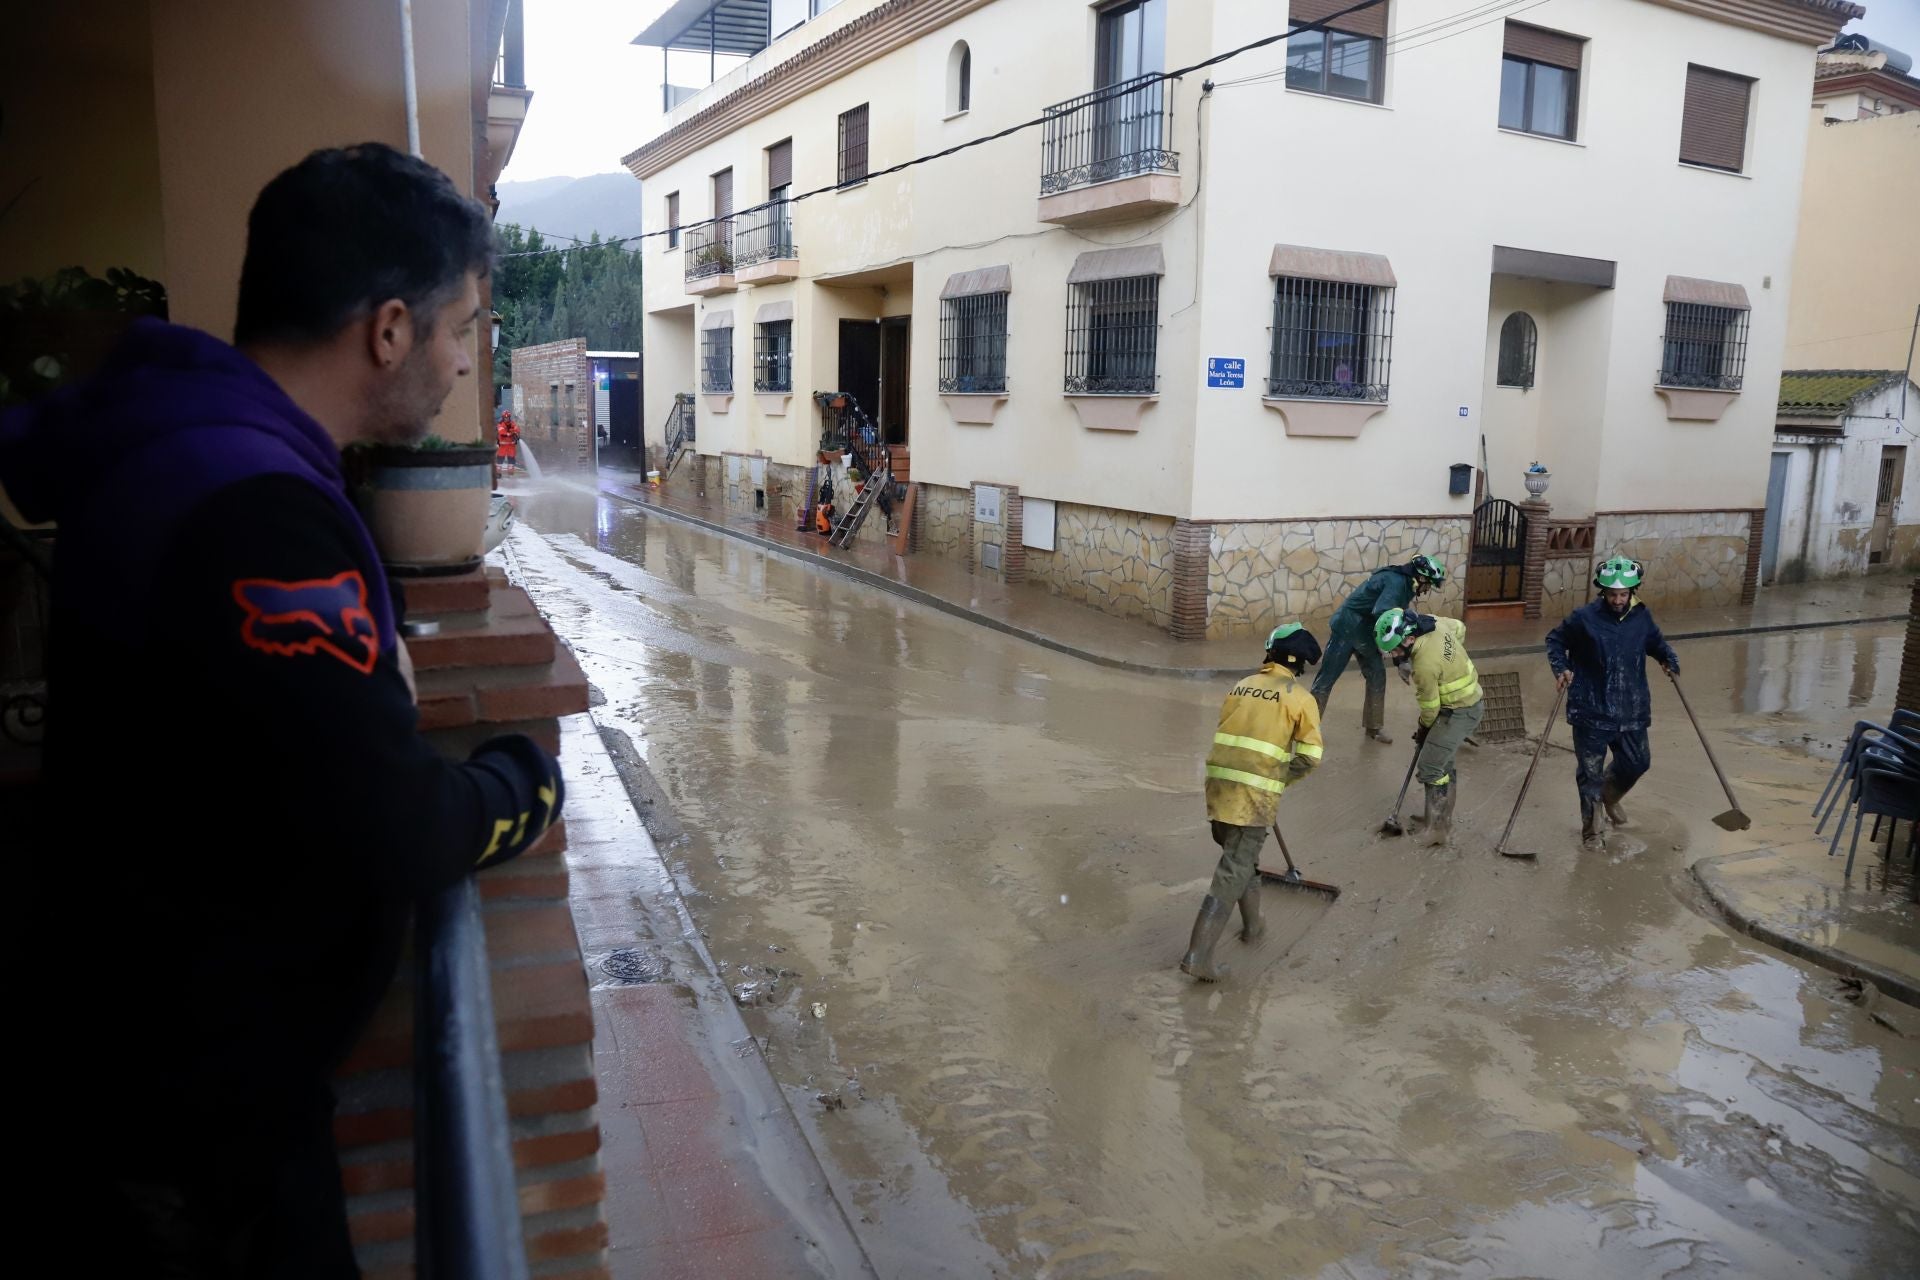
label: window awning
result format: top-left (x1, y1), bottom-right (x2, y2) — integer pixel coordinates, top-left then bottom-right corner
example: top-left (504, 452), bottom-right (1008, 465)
top-left (701, 308), bottom-right (733, 330)
top-left (1268, 244), bottom-right (1397, 287)
top-left (940, 265), bottom-right (1012, 299)
top-left (755, 300), bottom-right (793, 324)
top-left (1664, 275), bottom-right (1750, 309)
top-left (1067, 245), bottom-right (1165, 284)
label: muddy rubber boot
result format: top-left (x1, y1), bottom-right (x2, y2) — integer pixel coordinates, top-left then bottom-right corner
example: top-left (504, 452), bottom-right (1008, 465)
top-left (1421, 782), bottom-right (1453, 847)
top-left (1363, 687), bottom-right (1393, 744)
top-left (1179, 896), bottom-right (1234, 982)
top-left (1580, 801), bottom-right (1605, 851)
top-left (1601, 780), bottom-right (1630, 827)
top-left (1237, 881), bottom-right (1265, 944)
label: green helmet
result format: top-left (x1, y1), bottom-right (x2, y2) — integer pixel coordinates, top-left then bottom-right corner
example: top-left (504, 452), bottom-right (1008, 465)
top-left (1594, 556), bottom-right (1643, 590)
top-left (1374, 607), bottom-right (1421, 653)
top-left (1407, 554), bottom-right (1446, 586)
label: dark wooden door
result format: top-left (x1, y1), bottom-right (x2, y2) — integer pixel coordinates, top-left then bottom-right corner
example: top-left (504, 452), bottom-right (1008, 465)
top-left (838, 320), bottom-right (880, 424)
top-left (880, 316), bottom-right (910, 445)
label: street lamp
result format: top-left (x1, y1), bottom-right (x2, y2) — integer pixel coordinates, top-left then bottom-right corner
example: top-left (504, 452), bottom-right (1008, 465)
top-left (490, 310), bottom-right (503, 352)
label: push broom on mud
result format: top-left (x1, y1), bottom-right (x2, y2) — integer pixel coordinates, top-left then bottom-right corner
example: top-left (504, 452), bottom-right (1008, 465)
top-left (1495, 686), bottom-right (1566, 860)
top-left (1258, 822), bottom-right (1341, 901)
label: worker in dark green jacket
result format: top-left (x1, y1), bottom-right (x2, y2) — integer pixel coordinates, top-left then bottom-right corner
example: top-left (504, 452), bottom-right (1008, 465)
top-left (1310, 554), bottom-right (1446, 743)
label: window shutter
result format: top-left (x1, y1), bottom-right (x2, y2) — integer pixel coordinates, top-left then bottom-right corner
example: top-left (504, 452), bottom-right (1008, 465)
top-left (712, 168), bottom-right (733, 219)
top-left (767, 139), bottom-right (792, 190)
top-left (1679, 65), bottom-right (1751, 171)
top-left (1290, 0), bottom-right (1388, 40)
top-left (1504, 22), bottom-right (1582, 71)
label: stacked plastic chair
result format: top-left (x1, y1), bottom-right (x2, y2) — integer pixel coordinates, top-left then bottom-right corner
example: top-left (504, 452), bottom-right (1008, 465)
top-left (1812, 709), bottom-right (1920, 892)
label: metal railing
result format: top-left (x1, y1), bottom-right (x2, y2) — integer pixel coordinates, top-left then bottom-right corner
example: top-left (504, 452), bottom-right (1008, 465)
top-left (683, 218), bottom-right (735, 282)
top-left (1064, 276), bottom-right (1160, 395)
top-left (1267, 277), bottom-right (1394, 402)
top-left (1040, 73), bottom-right (1178, 195)
top-left (1468, 499), bottom-right (1529, 604)
top-left (414, 879), bottom-right (529, 1279)
top-left (663, 392), bottom-right (695, 476)
top-left (733, 202), bottom-right (795, 268)
top-left (1658, 302), bottom-right (1749, 391)
top-left (939, 292), bottom-right (1009, 393)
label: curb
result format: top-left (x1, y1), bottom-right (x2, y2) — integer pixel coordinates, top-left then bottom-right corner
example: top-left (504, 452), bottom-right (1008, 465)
top-left (1690, 851), bottom-right (1920, 1009)
top-left (596, 481), bottom-right (1908, 680)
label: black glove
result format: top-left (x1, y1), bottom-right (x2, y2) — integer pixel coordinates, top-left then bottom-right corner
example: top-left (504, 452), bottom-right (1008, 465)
top-left (1413, 723), bottom-right (1430, 745)
top-left (468, 734), bottom-right (566, 869)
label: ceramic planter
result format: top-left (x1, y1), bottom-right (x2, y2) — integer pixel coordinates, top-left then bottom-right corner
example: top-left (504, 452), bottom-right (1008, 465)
top-left (1523, 469), bottom-right (1551, 499)
top-left (353, 445), bottom-right (495, 574)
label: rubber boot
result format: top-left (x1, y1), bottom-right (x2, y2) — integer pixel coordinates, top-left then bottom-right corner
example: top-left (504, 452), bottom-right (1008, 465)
top-left (1237, 881), bottom-right (1265, 944)
top-left (1581, 801), bottom-right (1605, 851)
top-left (1180, 896), bottom-right (1234, 982)
top-left (1601, 780), bottom-right (1630, 827)
top-left (1421, 782), bottom-right (1453, 847)
top-left (1363, 686), bottom-right (1393, 744)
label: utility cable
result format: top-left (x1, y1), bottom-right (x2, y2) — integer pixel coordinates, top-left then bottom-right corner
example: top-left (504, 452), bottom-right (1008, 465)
top-left (499, 0), bottom-right (1390, 259)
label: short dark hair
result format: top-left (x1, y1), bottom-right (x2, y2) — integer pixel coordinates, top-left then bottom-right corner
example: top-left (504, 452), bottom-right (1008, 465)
top-left (234, 143), bottom-right (492, 346)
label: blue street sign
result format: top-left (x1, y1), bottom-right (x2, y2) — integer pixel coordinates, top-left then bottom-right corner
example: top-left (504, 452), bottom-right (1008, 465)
top-left (1206, 357), bottom-right (1245, 389)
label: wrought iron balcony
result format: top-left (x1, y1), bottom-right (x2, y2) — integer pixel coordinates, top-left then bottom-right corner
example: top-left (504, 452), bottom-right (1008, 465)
top-left (1040, 74), bottom-right (1178, 196)
top-left (683, 219), bottom-right (735, 288)
top-left (733, 203), bottom-right (796, 269)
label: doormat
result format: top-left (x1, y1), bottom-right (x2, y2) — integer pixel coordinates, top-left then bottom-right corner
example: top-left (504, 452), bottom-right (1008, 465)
top-left (1476, 671), bottom-right (1529, 743)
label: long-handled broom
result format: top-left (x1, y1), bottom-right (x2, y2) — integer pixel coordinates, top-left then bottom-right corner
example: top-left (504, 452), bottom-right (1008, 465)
top-left (1495, 686), bottom-right (1565, 859)
top-left (1258, 822), bottom-right (1341, 900)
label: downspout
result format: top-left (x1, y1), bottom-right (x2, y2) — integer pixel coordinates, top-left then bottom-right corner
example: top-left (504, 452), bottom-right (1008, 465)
top-left (400, 0), bottom-right (422, 157)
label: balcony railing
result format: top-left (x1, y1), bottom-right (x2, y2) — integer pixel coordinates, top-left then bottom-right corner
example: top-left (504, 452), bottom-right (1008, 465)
top-left (1040, 73), bottom-right (1178, 196)
top-left (733, 202), bottom-right (795, 268)
top-left (684, 218), bottom-right (735, 282)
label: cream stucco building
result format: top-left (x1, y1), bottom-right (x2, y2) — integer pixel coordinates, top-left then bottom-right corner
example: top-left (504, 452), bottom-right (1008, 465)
top-left (627, 0), bottom-right (1863, 638)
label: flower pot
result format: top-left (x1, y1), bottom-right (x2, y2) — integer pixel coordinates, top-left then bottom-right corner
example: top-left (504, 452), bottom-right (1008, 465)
top-left (1523, 469), bottom-right (1551, 499)
top-left (352, 444), bottom-right (496, 575)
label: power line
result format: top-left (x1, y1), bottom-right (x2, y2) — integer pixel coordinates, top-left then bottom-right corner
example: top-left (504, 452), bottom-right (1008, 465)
top-left (499, 0), bottom-right (1391, 260)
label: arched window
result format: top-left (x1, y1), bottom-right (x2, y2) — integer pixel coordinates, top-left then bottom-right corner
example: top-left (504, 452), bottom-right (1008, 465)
top-left (949, 41), bottom-right (972, 115)
top-left (1497, 311), bottom-right (1537, 388)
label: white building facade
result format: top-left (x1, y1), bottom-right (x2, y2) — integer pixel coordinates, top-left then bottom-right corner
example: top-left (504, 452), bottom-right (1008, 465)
top-left (627, 0), bottom-right (1861, 638)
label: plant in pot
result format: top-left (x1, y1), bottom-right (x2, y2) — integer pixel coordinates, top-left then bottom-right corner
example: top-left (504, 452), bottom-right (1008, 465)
top-left (1523, 461), bottom-right (1551, 499)
top-left (695, 242), bottom-right (734, 275)
top-left (344, 435), bottom-right (499, 576)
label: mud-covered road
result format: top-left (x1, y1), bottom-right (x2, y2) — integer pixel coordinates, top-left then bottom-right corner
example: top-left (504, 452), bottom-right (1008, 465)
top-left (506, 481), bottom-right (1918, 1278)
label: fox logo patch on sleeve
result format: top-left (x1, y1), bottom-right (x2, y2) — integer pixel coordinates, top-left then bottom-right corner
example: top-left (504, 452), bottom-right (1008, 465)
top-left (233, 571), bottom-right (380, 674)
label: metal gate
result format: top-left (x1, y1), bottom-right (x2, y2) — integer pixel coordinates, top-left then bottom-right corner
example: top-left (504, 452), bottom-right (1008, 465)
top-left (1468, 498), bottom-right (1528, 604)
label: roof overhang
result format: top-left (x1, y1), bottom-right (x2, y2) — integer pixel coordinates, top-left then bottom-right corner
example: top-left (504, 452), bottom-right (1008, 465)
top-left (1636, 0), bottom-right (1864, 47)
top-left (1810, 67), bottom-right (1920, 110)
top-left (633, 0), bottom-right (773, 57)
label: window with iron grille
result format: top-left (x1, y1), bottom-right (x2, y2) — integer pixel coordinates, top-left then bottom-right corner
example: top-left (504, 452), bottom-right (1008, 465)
top-left (1268, 276), bottom-right (1393, 400)
top-left (1065, 276), bottom-right (1159, 395)
top-left (701, 326), bottom-right (733, 392)
top-left (1285, 0), bottom-right (1387, 104)
top-left (666, 192), bottom-right (680, 248)
top-left (754, 321), bottom-right (793, 392)
top-left (838, 104), bottom-right (870, 184)
top-left (940, 292), bottom-right (1009, 393)
top-left (548, 383), bottom-right (559, 428)
top-left (1497, 312), bottom-right (1537, 388)
top-left (1659, 303), bottom-right (1748, 390)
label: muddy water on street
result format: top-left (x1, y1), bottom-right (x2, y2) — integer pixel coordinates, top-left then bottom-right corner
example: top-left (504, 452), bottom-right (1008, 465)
top-left (505, 484), bottom-right (1918, 1279)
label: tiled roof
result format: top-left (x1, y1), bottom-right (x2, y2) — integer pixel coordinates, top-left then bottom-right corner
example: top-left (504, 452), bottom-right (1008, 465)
top-left (1777, 369), bottom-right (1904, 414)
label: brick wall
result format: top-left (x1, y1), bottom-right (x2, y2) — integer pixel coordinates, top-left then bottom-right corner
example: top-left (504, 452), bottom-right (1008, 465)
top-left (335, 568), bottom-right (606, 1278)
top-left (509, 340), bottom-right (592, 473)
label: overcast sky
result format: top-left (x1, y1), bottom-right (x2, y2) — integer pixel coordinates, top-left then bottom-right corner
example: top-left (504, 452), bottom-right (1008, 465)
top-left (500, 0), bottom-right (1920, 185)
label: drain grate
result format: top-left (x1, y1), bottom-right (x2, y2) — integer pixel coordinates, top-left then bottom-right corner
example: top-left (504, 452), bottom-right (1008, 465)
top-left (599, 949), bottom-right (671, 984)
top-left (1476, 670), bottom-right (1529, 743)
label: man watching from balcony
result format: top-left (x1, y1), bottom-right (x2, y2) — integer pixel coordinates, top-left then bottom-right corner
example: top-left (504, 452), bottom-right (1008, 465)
top-left (2, 142), bottom-right (564, 1273)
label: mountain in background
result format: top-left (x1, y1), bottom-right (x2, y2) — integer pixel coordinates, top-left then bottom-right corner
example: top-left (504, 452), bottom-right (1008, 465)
top-left (496, 172), bottom-right (643, 244)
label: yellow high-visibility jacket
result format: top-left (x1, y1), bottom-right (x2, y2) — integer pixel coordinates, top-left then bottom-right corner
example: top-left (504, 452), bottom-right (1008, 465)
top-left (1204, 663), bottom-right (1325, 828)
top-left (1410, 616), bottom-right (1482, 728)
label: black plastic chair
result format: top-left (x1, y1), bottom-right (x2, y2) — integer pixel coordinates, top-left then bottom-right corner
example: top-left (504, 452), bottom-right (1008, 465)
top-left (1814, 719), bottom-right (1920, 836)
top-left (1842, 763), bottom-right (1920, 882)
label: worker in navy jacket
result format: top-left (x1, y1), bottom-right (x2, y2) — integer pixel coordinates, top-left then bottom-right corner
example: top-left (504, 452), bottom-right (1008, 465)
top-left (1545, 556), bottom-right (1680, 851)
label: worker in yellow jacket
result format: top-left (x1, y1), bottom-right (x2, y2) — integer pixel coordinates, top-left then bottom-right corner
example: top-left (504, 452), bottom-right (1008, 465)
top-left (1375, 608), bottom-right (1483, 847)
top-left (1184, 623), bottom-right (1326, 982)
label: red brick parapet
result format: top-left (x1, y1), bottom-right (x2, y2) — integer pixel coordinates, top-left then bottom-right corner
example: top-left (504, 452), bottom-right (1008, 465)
top-left (334, 568), bottom-right (605, 1279)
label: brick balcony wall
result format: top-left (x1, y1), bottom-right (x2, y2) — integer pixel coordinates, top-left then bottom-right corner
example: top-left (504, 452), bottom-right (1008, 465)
top-left (334, 567), bottom-right (605, 1278)
top-left (510, 340), bottom-right (594, 472)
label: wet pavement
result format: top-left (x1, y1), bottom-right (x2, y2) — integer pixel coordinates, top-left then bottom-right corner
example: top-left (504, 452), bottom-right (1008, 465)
top-left (502, 479), bottom-right (1919, 1279)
